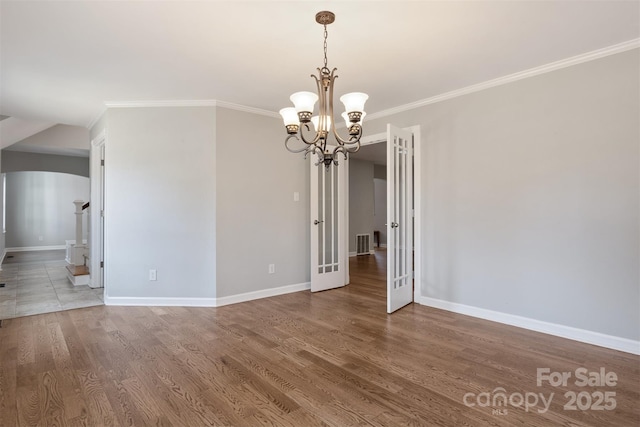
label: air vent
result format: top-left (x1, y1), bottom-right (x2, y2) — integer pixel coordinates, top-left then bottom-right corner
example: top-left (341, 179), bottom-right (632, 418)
top-left (356, 234), bottom-right (371, 256)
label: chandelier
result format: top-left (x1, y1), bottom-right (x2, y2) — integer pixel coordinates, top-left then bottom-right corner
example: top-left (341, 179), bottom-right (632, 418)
top-left (279, 11), bottom-right (368, 168)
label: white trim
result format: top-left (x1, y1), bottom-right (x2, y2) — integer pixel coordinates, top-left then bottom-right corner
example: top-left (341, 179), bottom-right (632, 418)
top-left (104, 282), bottom-right (310, 308)
top-left (348, 251), bottom-right (377, 258)
top-left (410, 125), bottom-right (422, 304)
top-left (86, 107), bottom-right (106, 130)
top-left (367, 39), bottom-right (640, 122)
top-left (103, 99), bottom-right (279, 118)
top-left (360, 131), bottom-right (387, 146)
top-left (419, 296), bottom-right (640, 355)
top-left (215, 100), bottom-right (280, 118)
top-left (104, 296), bottom-right (218, 307)
top-left (104, 99), bottom-right (217, 108)
top-left (0, 249), bottom-right (6, 270)
top-left (215, 282), bottom-right (310, 307)
top-left (6, 245), bottom-right (66, 252)
top-left (90, 131), bottom-right (106, 291)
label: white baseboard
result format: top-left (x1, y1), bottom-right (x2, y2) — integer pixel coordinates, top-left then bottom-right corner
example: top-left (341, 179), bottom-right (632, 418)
top-left (6, 245), bottom-right (66, 252)
top-left (104, 296), bottom-right (218, 307)
top-left (0, 249), bottom-right (5, 270)
top-left (104, 281), bottom-right (311, 308)
top-left (419, 296), bottom-right (640, 355)
top-left (349, 250), bottom-right (377, 257)
top-left (214, 282), bottom-right (310, 307)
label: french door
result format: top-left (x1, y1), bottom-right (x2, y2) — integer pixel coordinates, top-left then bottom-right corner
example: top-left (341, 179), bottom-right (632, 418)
top-left (310, 154), bottom-right (347, 292)
top-left (387, 125), bottom-right (414, 313)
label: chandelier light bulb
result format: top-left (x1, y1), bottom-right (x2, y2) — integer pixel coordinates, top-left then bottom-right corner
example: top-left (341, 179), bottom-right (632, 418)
top-left (311, 115), bottom-right (332, 132)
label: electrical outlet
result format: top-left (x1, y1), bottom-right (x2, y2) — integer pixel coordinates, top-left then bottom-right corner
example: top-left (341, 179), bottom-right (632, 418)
top-left (149, 269), bottom-right (157, 281)
top-left (268, 264), bottom-right (275, 274)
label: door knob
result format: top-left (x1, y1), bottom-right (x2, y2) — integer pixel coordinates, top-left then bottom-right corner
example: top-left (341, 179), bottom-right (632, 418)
top-left (391, 222), bottom-right (399, 228)
top-left (314, 220), bottom-right (324, 225)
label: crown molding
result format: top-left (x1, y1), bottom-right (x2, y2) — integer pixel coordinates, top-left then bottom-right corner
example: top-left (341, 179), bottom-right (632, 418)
top-left (214, 100), bottom-right (280, 118)
top-left (94, 39), bottom-right (639, 126)
top-left (103, 99), bottom-right (217, 108)
top-left (102, 99), bottom-right (279, 118)
top-left (86, 106), bottom-right (107, 130)
top-left (366, 38), bottom-right (640, 122)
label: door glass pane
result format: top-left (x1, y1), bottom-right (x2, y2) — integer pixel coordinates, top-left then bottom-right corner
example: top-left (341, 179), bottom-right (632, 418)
top-left (394, 136), bottom-right (400, 287)
top-left (317, 165), bottom-right (324, 274)
top-left (333, 164), bottom-right (339, 272)
top-left (324, 164), bottom-right (332, 272)
top-left (399, 138), bottom-right (404, 284)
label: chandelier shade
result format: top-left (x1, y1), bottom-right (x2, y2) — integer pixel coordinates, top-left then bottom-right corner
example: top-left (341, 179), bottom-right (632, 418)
top-left (290, 92), bottom-right (319, 119)
top-left (340, 92), bottom-right (369, 116)
top-left (279, 107), bottom-right (299, 126)
top-left (281, 11), bottom-right (368, 168)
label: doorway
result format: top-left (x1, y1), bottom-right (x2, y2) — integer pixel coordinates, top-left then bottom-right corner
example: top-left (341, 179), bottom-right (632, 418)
top-left (347, 125), bottom-right (421, 312)
top-left (89, 131), bottom-right (105, 293)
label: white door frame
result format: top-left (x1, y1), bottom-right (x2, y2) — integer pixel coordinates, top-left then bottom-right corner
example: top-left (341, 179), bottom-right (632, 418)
top-left (354, 125), bottom-right (422, 304)
top-left (90, 130), bottom-right (106, 293)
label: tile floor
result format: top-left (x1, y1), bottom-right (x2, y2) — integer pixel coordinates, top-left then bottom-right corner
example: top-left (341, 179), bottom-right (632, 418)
top-left (0, 249), bottom-right (103, 320)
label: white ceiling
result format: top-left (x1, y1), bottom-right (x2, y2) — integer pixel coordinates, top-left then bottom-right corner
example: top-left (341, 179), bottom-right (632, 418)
top-left (1, 1), bottom-right (639, 133)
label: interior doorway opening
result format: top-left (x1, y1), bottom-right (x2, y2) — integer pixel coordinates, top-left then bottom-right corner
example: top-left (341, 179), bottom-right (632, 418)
top-left (346, 124), bottom-right (421, 313)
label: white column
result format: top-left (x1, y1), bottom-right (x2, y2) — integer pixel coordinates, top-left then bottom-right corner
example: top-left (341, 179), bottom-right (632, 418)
top-left (73, 200), bottom-right (84, 265)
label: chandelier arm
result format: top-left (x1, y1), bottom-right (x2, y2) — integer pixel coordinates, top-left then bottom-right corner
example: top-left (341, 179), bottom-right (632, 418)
top-left (308, 145), bottom-right (325, 166)
top-left (345, 127), bottom-right (363, 151)
top-left (298, 123), bottom-right (320, 146)
top-left (284, 135), bottom-right (312, 154)
top-left (332, 145), bottom-right (347, 160)
top-left (302, 144), bottom-right (318, 160)
top-left (316, 70), bottom-right (328, 139)
top-left (341, 134), bottom-right (362, 151)
top-left (327, 70), bottom-right (344, 146)
top-left (328, 71), bottom-right (353, 147)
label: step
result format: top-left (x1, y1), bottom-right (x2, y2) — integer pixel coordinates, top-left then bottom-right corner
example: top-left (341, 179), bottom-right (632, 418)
top-left (66, 264), bottom-right (89, 276)
top-left (66, 264), bottom-right (90, 286)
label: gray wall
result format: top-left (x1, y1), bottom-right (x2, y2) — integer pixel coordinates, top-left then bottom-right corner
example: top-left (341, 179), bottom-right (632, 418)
top-left (5, 171), bottom-right (89, 248)
top-left (102, 107), bottom-right (217, 299)
top-left (364, 49), bottom-right (640, 341)
top-left (215, 107), bottom-right (309, 297)
top-left (1, 151), bottom-right (89, 177)
top-left (348, 158), bottom-right (374, 254)
top-left (88, 48), bottom-right (638, 343)
top-left (93, 105), bottom-right (310, 301)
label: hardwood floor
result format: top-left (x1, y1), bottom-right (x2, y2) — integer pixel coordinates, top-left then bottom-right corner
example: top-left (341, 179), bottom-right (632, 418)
top-left (0, 249), bottom-right (638, 426)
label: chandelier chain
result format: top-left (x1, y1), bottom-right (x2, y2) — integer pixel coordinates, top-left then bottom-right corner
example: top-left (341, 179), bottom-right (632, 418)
top-left (323, 24), bottom-right (328, 70)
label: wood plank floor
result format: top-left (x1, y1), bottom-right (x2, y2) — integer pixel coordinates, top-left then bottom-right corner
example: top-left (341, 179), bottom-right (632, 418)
top-left (0, 249), bottom-right (638, 426)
